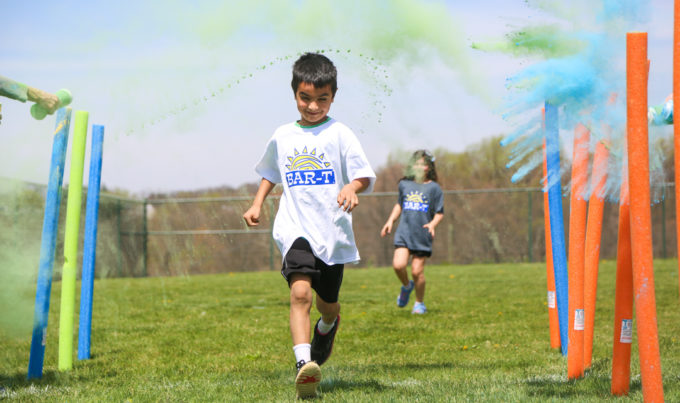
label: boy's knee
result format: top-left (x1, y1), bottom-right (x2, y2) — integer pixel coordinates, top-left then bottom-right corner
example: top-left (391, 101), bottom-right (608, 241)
top-left (291, 292), bottom-right (312, 308)
top-left (290, 281), bottom-right (313, 306)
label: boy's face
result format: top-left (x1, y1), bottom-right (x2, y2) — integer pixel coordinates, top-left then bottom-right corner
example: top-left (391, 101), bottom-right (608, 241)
top-left (295, 82), bottom-right (334, 126)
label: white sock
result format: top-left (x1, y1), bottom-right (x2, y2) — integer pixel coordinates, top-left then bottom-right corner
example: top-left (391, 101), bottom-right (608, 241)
top-left (317, 317), bottom-right (336, 335)
top-left (293, 343), bottom-right (311, 363)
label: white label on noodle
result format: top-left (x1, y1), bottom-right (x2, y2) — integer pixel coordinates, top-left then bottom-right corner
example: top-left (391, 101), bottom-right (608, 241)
top-left (547, 291), bottom-right (556, 308)
top-left (620, 319), bottom-right (633, 343)
top-left (574, 309), bottom-right (584, 330)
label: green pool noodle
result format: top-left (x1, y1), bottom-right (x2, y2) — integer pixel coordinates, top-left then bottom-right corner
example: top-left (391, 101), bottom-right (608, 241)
top-left (58, 110), bottom-right (88, 371)
top-left (31, 89), bottom-right (73, 120)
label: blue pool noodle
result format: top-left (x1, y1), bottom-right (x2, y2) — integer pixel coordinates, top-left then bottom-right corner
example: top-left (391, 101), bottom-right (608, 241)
top-left (77, 125), bottom-right (105, 360)
top-left (545, 101), bottom-right (569, 356)
top-left (28, 108), bottom-right (72, 379)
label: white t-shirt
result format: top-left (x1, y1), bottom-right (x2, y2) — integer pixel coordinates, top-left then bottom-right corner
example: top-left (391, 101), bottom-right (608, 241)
top-left (255, 117), bottom-right (376, 265)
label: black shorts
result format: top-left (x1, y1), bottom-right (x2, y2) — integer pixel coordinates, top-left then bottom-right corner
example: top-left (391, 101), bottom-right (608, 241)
top-left (281, 238), bottom-right (344, 303)
top-left (394, 245), bottom-right (432, 258)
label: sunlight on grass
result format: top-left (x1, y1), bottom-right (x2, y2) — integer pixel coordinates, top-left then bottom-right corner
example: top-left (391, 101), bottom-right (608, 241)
top-left (1, 260), bottom-right (679, 401)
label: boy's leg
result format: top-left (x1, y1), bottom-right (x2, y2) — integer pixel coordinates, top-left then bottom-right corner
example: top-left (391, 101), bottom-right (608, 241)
top-left (315, 295), bottom-right (340, 324)
top-left (289, 274), bottom-right (313, 345)
top-left (311, 295), bottom-right (341, 366)
top-left (310, 263), bottom-right (343, 366)
top-left (392, 247), bottom-right (410, 286)
top-left (411, 256), bottom-right (427, 303)
top-left (282, 239), bottom-right (322, 397)
top-left (290, 274), bottom-right (322, 398)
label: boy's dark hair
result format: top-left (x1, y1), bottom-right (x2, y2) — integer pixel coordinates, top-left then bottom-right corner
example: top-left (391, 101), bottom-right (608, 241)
top-left (291, 53), bottom-right (338, 96)
top-left (401, 150), bottom-right (438, 183)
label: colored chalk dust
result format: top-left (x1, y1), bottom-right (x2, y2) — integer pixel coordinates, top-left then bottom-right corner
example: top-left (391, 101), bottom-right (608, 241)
top-left (125, 48), bottom-right (393, 135)
top-left (493, 2), bottom-right (669, 205)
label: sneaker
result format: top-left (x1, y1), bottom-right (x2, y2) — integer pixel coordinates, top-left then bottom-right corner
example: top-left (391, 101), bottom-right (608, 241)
top-left (311, 315), bottom-right (340, 366)
top-left (397, 280), bottom-right (414, 307)
top-left (412, 301), bottom-right (427, 314)
top-left (295, 360), bottom-right (321, 399)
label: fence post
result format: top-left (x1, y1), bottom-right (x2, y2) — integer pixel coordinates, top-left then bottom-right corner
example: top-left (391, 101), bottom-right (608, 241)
top-left (662, 184), bottom-right (667, 259)
top-left (12, 192), bottom-right (19, 250)
top-left (528, 190), bottom-right (533, 262)
top-left (117, 200), bottom-right (123, 277)
top-left (269, 199), bottom-right (274, 271)
top-left (448, 223), bottom-right (454, 264)
top-left (142, 199), bottom-right (148, 277)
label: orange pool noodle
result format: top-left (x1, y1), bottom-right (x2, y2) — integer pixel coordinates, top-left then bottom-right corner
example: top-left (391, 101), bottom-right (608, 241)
top-left (626, 31), bottom-right (664, 402)
top-left (611, 171), bottom-right (633, 396)
top-left (583, 139), bottom-right (608, 369)
top-left (567, 123), bottom-right (589, 379)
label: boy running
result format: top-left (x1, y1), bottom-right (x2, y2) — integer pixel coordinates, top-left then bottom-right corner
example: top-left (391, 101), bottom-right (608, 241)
top-left (243, 52), bottom-right (375, 399)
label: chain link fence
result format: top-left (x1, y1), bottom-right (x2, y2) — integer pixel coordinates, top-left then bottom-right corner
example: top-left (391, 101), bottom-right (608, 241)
top-left (1, 179), bottom-right (676, 278)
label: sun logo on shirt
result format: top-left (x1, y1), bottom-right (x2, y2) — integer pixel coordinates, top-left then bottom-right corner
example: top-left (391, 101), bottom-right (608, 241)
top-left (286, 147), bottom-right (331, 171)
top-left (403, 191), bottom-right (429, 212)
top-left (405, 191), bottom-right (425, 203)
top-left (284, 147), bottom-right (336, 187)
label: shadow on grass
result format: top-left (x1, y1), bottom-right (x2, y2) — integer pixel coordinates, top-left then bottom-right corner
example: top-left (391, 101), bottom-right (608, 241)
top-left (320, 376), bottom-right (391, 393)
top-left (382, 362), bottom-right (459, 371)
top-left (522, 358), bottom-right (642, 400)
top-left (371, 360), bottom-right (499, 372)
top-left (0, 369), bottom-right (59, 389)
top-left (314, 362), bottom-right (463, 394)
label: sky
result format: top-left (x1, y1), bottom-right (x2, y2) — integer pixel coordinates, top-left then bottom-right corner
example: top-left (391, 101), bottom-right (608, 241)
top-left (0, 0), bottom-right (674, 195)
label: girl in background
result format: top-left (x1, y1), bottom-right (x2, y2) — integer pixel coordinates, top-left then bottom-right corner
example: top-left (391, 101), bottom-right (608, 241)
top-left (380, 150), bottom-right (444, 314)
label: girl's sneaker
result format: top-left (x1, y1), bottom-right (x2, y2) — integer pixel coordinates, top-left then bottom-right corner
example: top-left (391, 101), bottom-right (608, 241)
top-left (411, 302), bottom-right (427, 314)
top-left (397, 280), bottom-right (414, 307)
top-left (295, 360), bottom-right (321, 399)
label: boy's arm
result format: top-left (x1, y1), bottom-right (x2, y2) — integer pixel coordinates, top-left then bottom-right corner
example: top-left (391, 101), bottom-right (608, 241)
top-left (243, 178), bottom-right (276, 226)
top-left (380, 203), bottom-right (402, 237)
top-left (337, 177), bottom-right (370, 213)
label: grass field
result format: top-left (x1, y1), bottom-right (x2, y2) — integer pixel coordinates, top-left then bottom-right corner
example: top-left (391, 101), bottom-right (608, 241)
top-left (1, 260), bottom-right (679, 402)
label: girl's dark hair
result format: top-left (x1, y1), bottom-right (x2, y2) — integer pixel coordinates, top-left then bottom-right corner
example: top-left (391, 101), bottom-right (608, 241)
top-left (291, 53), bottom-right (338, 96)
top-left (401, 149), bottom-right (438, 182)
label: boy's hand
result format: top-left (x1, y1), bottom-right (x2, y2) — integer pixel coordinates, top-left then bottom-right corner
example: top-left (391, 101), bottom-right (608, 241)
top-left (243, 205), bottom-right (261, 227)
top-left (337, 184), bottom-right (360, 212)
top-left (380, 222), bottom-right (392, 237)
top-left (423, 222), bottom-right (436, 238)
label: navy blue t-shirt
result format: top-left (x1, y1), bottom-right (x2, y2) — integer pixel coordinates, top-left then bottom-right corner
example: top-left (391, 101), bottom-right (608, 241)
top-left (393, 180), bottom-right (444, 253)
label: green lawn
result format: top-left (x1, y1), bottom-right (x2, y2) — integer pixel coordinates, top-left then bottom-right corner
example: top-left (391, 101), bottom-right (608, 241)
top-left (1, 260), bottom-right (679, 402)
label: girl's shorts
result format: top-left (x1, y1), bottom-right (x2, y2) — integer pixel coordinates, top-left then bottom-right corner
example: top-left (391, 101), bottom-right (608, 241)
top-left (394, 245), bottom-right (432, 258)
